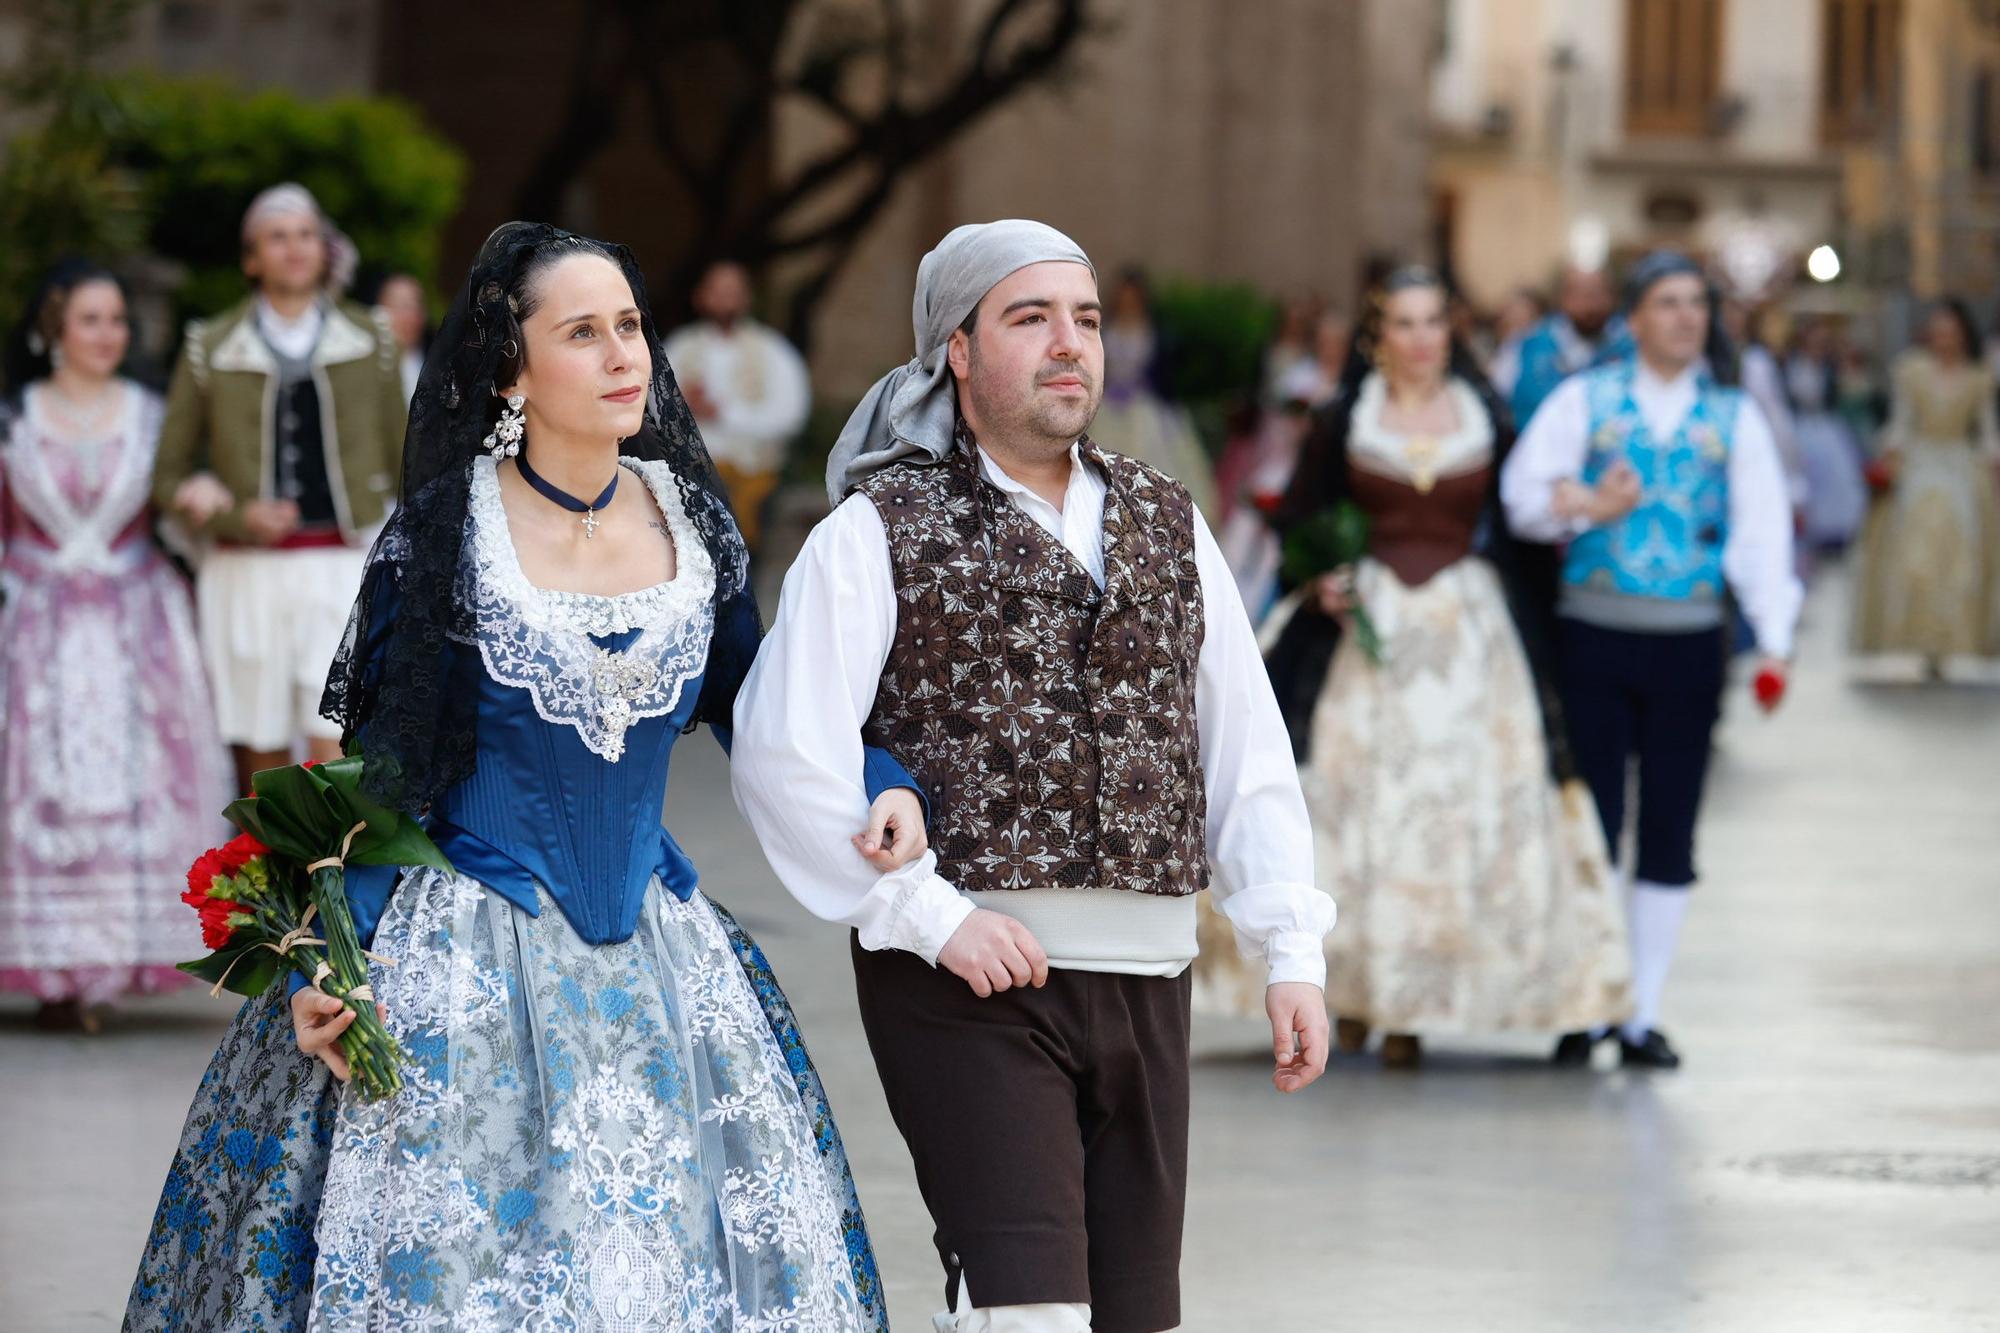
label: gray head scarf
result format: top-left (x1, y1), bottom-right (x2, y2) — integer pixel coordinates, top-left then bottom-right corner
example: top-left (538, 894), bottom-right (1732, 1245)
top-left (825, 219), bottom-right (1094, 503)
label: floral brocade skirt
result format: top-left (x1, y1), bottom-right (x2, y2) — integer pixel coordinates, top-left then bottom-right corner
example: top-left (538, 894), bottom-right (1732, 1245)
top-left (1194, 558), bottom-right (1632, 1033)
top-left (124, 876), bottom-right (887, 1333)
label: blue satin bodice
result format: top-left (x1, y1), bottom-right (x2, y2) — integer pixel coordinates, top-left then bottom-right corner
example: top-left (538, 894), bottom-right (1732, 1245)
top-left (427, 624), bottom-right (704, 943)
top-left (318, 457), bottom-right (920, 975)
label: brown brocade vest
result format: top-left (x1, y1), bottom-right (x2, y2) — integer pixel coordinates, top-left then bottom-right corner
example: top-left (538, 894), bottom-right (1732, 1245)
top-left (857, 437), bottom-right (1209, 897)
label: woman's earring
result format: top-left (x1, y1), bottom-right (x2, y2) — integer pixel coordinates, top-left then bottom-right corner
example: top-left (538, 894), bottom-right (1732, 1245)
top-left (49, 344), bottom-right (65, 372)
top-left (484, 393), bottom-right (525, 458)
top-left (26, 331), bottom-right (46, 357)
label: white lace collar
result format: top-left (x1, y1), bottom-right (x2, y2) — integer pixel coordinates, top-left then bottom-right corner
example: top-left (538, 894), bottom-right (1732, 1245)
top-left (459, 454), bottom-right (718, 761)
top-left (466, 453), bottom-right (716, 635)
top-left (1348, 373), bottom-right (1494, 493)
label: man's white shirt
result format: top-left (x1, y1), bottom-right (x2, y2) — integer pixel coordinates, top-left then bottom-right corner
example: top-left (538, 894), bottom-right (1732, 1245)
top-left (730, 443), bottom-right (1334, 987)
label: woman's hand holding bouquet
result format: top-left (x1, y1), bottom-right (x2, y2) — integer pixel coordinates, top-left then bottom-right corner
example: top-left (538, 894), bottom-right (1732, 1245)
top-left (180, 756), bottom-right (450, 1100)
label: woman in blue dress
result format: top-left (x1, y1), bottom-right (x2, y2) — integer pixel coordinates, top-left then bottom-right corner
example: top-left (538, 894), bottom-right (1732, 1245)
top-left (125, 223), bottom-right (926, 1332)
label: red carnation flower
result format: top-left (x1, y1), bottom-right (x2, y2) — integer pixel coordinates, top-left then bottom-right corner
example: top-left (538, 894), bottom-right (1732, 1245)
top-left (186, 847), bottom-right (228, 897)
top-left (215, 833), bottom-right (269, 877)
top-left (180, 874), bottom-right (248, 950)
top-left (195, 895), bottom-right (246, 950)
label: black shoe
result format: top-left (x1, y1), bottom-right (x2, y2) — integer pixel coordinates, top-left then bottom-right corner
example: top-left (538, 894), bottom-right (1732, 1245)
top-left (1618, 1028), bottom-right (1682, 1069)
top-left (1550, 1030), bottom-right (1602, 1067)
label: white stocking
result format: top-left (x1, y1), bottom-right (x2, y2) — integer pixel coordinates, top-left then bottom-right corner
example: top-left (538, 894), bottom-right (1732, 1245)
top-left (1620, 879), bottom-right (1691, 1042)
top-left (933, 1276), bottom-right (1093, 1333)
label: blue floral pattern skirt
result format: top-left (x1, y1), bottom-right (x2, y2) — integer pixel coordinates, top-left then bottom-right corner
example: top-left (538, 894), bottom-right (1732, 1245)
top-left (125, 873), bottom-right (888, 1332)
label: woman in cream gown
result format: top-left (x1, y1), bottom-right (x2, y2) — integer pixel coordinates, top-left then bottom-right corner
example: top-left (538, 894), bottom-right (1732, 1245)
top-left (1195, 269), bottom-right (1630, 1067)
top-left (1853, 300), bottom-right (2000, 673)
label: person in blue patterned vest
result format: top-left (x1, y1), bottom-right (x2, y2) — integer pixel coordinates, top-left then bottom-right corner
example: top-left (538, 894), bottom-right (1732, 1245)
top-left (1500, 251), bottom-right (1802, 1070)
top-left (1501, 264), bottom-right (1631, 429)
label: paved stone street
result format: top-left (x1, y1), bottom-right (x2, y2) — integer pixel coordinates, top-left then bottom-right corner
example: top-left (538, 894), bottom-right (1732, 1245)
top-left (3, 571), bottom-right (1997, 1332)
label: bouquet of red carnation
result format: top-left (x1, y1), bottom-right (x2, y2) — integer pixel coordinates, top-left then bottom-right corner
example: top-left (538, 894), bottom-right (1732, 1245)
top-left (179, 756), bottom-right (451, 1100)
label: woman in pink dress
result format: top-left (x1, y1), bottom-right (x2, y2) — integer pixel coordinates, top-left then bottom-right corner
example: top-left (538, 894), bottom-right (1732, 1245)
top-left (0, 260), bottom-right (232, 1029)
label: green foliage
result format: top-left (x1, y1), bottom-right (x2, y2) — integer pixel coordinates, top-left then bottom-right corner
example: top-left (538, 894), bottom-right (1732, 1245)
top-left (1151, 277), bottom-right (1279, 404)
top-left (0, 0), bottom-right (150, 317)
top-left (1, 55), bottom-right (466, 331)
top-left (103, 77), bottom-right (466, 322)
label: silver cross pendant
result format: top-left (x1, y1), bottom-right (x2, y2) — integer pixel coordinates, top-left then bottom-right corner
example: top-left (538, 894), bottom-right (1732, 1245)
top-left (581, 509), bottom-right (601, 539)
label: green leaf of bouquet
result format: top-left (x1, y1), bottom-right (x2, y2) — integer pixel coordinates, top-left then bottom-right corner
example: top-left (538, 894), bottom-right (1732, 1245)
top-left (343, 795), bottom-right (453, 872)
top-left (348, 815), bottom-right (453, 870)
top-left (248, 764), bottom-right (342, 854)
top-left (177, 944), bottom-right (282, 997)
top-left (1330, 498), bottom-right (1371, 559)
top-left (223, 795), bottom-right (269, 842)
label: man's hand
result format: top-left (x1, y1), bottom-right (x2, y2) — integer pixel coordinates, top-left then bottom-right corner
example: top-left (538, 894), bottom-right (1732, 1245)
top-left (1267, 981), bottom-right (1329, 1094)
top-left (1587, 462), bottom-right (1644, 525)
top-left (854, 787), bottom-right (929, 872)
top-left (1752, 656), bottom-right (1789, 713)
top-left (172, 472), bottom-right (235, 526)
top-left (1552, 462), bottom-right (1643, 527)
top-left (937, 908), bottom-right (1049, 997)
top-left (241, 498), bottom-right (302, 545)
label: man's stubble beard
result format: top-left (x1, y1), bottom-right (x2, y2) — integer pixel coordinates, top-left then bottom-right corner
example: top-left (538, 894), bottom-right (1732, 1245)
top-left (966, 336), bottom-right (1101, 455)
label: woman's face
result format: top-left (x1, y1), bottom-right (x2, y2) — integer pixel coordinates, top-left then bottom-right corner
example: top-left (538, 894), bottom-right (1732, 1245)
top-left (1111, 280), bottom-right (1149, 325)
top-left (1278, 297), bottom-right (1321, 346)
top-left (1925, 308), bottom-right (1968, 363)
top-left (506, 255), bottom-right (652, 447)
top-left (57, 279), bottom-right (130, 380)
top-left (1313, 314), bottom-right (1351, 370)
top-left (376, 276), bottom-right (426, 351)
top-left (1377, 285), bottom-right (1449, 379)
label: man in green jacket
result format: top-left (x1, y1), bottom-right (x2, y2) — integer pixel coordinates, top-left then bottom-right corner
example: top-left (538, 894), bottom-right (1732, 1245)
top-left (155, 183), bottom-right (407, 791)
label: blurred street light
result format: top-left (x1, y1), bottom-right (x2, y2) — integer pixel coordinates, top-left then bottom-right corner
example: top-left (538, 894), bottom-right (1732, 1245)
top-left (1807, 244), bottom-right (1843, 283)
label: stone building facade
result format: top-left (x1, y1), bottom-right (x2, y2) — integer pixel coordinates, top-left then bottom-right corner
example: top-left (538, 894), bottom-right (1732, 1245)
top-left (1430, 0), bottom-right (2000, 320)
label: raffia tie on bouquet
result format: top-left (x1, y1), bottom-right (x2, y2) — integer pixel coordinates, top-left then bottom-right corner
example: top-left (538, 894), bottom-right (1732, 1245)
top-left (207, 823), bottom-right (397, 998)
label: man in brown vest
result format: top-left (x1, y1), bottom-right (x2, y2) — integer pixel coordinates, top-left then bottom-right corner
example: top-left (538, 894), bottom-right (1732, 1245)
top-left (732, 221), bottom-right (1333, 1333)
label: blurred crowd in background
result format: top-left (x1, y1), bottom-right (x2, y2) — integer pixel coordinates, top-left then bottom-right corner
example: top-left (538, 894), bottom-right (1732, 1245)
top-left (2, 0), bottom-right (1996, 1050)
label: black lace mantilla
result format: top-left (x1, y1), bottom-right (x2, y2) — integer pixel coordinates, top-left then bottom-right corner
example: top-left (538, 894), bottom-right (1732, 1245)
top-left (320, 222), bottom-right (758, 815)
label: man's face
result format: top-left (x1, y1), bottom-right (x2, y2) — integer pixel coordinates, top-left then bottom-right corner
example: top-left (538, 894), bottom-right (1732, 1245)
top-left (1560, 268), bottom-right (1614, 337)
top-left (243, 210), bottom-right (327, 298)
top-left (948, 261), bottom-right (1103, 456)
top-left (694, 263), bottom-right (751, 326)
top-left (1629, 273), bottom-right (1710, 371)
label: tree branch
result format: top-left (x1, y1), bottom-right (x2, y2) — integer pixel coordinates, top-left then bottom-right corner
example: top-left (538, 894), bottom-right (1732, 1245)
top-left (748, 0), bottom-right (1084, 243)
top-left (878, 0), bottom-right (909, 106)
top-left (513, 12), bottom-right (632, 219)
top-left (972, 0), bottom-right (1040, 73)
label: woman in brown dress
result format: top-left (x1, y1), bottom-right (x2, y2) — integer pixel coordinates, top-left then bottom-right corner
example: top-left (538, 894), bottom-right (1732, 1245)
top-left (1194, 268), bottom-right (1630, 1067)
